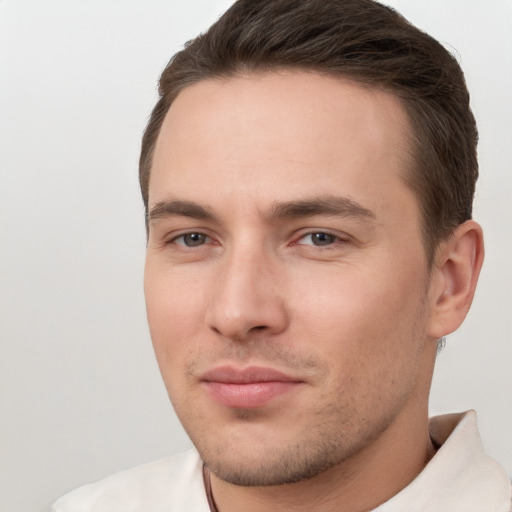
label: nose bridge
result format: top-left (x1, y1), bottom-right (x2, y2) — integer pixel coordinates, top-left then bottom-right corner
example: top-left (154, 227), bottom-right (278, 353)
top-left (206, 239), bottom-right (287, 340)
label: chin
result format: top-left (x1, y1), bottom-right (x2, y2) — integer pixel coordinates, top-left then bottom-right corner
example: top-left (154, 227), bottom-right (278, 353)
top-left (197, 430), bottom-right (355, 487)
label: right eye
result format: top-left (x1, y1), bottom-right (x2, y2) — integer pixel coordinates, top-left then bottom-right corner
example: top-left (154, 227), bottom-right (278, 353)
top-left (172, 232), bottom-right (211, 247)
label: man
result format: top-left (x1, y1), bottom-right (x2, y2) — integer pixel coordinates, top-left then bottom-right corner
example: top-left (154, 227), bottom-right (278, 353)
top-left (52, 0), bottom-right (511, 510)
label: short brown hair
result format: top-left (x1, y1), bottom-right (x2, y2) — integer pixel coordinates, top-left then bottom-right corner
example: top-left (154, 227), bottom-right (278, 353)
top-left (139, 0), bottom-right (478, 261)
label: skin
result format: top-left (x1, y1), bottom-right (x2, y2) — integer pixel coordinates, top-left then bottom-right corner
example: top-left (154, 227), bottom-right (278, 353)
top-left (144, 71), bottom-right (483, 512)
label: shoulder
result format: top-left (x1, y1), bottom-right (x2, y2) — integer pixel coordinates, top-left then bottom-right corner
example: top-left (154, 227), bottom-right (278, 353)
top-left (50, 449), bottom-right (210, 512)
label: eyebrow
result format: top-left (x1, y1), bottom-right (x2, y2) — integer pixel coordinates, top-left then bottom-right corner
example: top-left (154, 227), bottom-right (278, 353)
top-left (148, 200), bottom-right (217, 224)
top-left (147, 195), bottom-right (376, 224)
top-left (268, 196), bottom-right (376, 221)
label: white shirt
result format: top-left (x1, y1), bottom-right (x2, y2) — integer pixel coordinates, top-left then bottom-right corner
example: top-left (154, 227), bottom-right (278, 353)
top-left (51, 411), bottom-right (511, 511)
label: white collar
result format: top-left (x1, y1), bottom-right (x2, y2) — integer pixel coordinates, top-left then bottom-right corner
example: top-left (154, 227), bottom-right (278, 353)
top-left (373, 410), bottom-right (511, 511)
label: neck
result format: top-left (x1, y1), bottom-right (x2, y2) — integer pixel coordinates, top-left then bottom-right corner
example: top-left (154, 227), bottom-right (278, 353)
top-left (209, 400), bottom-right (436, 512)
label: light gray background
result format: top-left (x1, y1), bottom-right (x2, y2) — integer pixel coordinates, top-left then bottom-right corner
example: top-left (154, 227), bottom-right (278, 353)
top-left (1, 1), bottom-right (511, 511)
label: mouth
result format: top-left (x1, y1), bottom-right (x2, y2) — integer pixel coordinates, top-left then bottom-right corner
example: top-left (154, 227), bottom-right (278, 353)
top-left (200, 365), bottom-right (304, 409)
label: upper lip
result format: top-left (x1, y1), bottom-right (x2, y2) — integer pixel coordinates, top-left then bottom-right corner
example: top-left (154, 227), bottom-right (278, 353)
top-left (200, 365), bottom-right (302, 384)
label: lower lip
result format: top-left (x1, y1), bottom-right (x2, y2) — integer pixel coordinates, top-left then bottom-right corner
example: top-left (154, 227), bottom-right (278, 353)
top-left (203, 381), bottom-right (300, 408)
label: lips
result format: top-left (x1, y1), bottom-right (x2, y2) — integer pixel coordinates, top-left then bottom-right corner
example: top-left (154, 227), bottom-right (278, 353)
top-left (200, 366), bottom-right (303, 408)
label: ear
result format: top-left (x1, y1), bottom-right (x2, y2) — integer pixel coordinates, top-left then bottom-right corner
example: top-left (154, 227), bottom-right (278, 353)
top-left (427, 220), bottom-right (484, 338)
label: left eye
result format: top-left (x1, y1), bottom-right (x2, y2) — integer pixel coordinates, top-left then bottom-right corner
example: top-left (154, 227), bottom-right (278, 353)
top-left (173, 233), bottom-right (210, 247)
top-left (297, 232), bottom-right (340, 246)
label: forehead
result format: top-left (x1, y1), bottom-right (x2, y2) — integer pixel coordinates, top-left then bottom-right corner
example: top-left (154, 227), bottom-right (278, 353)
top-left (149, 71), bottom-right (417, 221)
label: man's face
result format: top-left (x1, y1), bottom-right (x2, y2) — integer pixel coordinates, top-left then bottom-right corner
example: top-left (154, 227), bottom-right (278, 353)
top-left (144, 71), bottom-right (437, 485)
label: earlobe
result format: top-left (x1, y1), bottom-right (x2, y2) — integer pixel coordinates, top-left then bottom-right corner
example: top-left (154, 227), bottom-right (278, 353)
top-left (427, 220), bottom-right (484, 338)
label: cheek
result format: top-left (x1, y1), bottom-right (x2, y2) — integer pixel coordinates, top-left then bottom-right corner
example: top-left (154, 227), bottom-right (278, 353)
top-left (144, 264), bottom-right (208, 366)
top-left (290, 268), bottom-right (428, 422)
top-left (288, 259), bottom-right (428, 363)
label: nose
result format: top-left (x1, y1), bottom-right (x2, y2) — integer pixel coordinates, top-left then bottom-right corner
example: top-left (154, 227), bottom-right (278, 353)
top-left (205, 245), bottom-right (288, 341)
